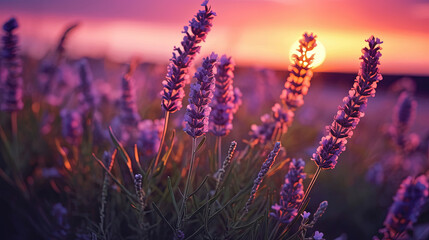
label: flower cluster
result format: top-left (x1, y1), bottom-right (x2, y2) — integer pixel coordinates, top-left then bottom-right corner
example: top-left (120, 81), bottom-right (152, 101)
top-left (271, 158), bottom-right (306, 224)
top-left (389, 91), bottom-right (419, 152)
top-left (60, 109), bottom-right (83, 145)
top-left (249, 33), bottom-right (317, 144)
top-left (77, 59), bottom-right (96, 112)
top-left (161, 0), bottom-right (216, 113)
top-left (280, 32), bottom-right (317, 110)
top-left (137, 119), bottom-right (164, 156)
top-left (245, 142), bottom-right (281, 212)
top-left (210, 55), bottom-right (241, 136)
top-left (119, 66), bottom-right (141, 127)
top-left (184, 53), bottom-right (217, 138)
top-left (1, 18), bottom-right (23, 112)
top-left (312, 36), bottom-right (383, 169)
top-left (377, 175), bottom-right (428, 239)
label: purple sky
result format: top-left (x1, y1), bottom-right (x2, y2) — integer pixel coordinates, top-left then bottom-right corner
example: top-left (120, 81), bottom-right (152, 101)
top-left (1, 0), bottom-right (429, 74)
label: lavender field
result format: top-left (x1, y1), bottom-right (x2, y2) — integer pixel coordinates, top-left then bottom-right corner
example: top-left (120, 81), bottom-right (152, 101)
top-left (1, 1), bottom-right (429, 239)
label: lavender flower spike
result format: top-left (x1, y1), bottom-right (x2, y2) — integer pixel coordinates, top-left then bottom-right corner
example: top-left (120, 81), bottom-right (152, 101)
top-left (280, 32), bottom-right (317, 110)
top-left (77, 59), bottom-right (96, 112)
top-left (210, 54), bottom-right (241, 136)
top-left (1, 17), bottom-right (23, 112)
top-left (378, 175), bottom-right (428, 240)
top-left (60, 109), bottom-right (83, 145)
top-left (161, 1), bottom-right (216, 113)
top-left (120, 63), bottom-right (141, 127)
top-left (134, 174), bottom-right (146, 211)
top-left (245, 142), bottom-right (281, 212)
top-left (390, 91), bottom-right (417, 149)
top-left (312, 36), bottom-right (383, 169)
top-left (271, 158), bottom-right (306, 224)
top-left (184, 53), bottom-right (217, 138)
top-left (215, 141), bottom-right (237, 190)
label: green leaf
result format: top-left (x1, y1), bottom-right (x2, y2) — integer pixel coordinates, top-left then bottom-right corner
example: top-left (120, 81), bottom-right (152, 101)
top-left (92, 153), bottom-right (137, 202)
top-left (168, 177), bottom-right (180, 216)
top-left (152, 202), bottom-right (175, 233)
top-left (108, 126), bottom-right (134, 177)
top-left (196, 136), bottom-right (206, 153)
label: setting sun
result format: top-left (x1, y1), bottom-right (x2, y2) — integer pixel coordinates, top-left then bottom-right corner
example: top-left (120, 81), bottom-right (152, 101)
top-left (289, 39), bottom-right (326, 68)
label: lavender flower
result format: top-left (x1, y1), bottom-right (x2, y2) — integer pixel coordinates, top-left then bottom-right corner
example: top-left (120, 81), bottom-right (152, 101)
top-left (309, 201), bottom-right (328, 226)
top-left (389, 91), bottom-right (417, 150)
top-left (174, 229), bottom-right (185, 240)
top-left (51, 203), bottom-right (70, 237)
top-left (77, 59), bottom-right (96, 112)
top-left (249, 33), bottom-right (316, 144)
top-left (271, 158), bottom-right (306, 224)
top-left (280, 33), bottom-right (317, 110)
top-left (119, 66), bottom-right (141, 127)
top-left (378, 175), bottom-right (428, 239)
top-left (210, 55), bottom-right (241, 136)
top-left (61, 109), bottom-right (83, 145)
top-left (161, 1), bottom-right (216, 113)
top-left (312, 36), bottom-right (383, 169)
top-left (134, 174), bottom-right (145, 211)
top-left (313, 231), bottom-right (325, 240)
top-left (215, 141), bottom-right (238, 191)
top-left (1, 17), bottom-right (23, 112)
top-left (245, 142), bottom-right (281, 212)
top-left (184, 53), bottom-right (217, 138)
top-left (137, 119), bottom-right (164, 156)
top-left (249, 104), bottom-right (293, 144)
top-left (99, 151), bottom-right (112, 234)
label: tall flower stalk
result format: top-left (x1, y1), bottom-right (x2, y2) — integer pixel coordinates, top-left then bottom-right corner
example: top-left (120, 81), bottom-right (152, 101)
top-left (177, 53), bottom-right (217, 231)
top-left (244, 142), bottom-right (281, 215)
top-left (210, 55), bottom-right (241, 167)
top-left (279, 36), bottom-right (383, 235)
top-left (154, 0), bottom-right (216, 169)
top-left (312, 36), bottom-right (383, 170)
top-left (249, 33), bottom-right (317, 144)
top-left (1, 18), bottom-right (23, 146)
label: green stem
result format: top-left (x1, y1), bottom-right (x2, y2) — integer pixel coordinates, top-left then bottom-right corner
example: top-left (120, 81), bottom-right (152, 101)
top-left (217, 136), bottom-right (222, 169)
top-left (153, 111), bottom-right (170, 171)
top-left (177, 137), bottom-right (197, 229)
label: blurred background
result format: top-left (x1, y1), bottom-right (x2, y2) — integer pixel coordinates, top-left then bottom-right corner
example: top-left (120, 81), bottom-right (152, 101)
top-left (1, 0), bottom-right (429, 75)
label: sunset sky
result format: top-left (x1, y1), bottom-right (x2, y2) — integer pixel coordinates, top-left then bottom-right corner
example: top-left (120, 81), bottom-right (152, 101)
top-left (1, 0), bottom-right (428, 75)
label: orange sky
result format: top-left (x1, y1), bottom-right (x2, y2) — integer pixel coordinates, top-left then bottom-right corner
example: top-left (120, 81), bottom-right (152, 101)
top-left (1, 0), bottom-right (428, 75)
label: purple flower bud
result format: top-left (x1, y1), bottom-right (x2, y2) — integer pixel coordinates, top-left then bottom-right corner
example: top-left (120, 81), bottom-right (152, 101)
top-left (134, 174), bottom-right (145, 211)
top-left (210, 54), bottom-right (241, 136)
top-left (313, 231), bottom-right (325, 240)
top-left (1, 17), bottom-right (23, 112)
top-left (137, 119), bottom-right (164, 156)
top-left (184, 53), bottom-right (217, 138)
top-left (312, 36), bottom-right (383, 169)
top-left (270, 158), bottom-right (306, 224)
top-left (120, 70), bottom-right (140, 127)
top-left (378, 175), bottom-right (428, 239)
top-left (60, 109), bottom-right (83, 145)
top-left (250, 33), bottom-right (315, 144)
top-left (390, 92), bottom-right (417, 150)
top-left (77, 59), bottom-right (96, 112)
top-left (245, 142), bottom-right (281, 212)
top-left (161, 2), bottom-right (216, 113)
top-left (174, 229), bottom-right (185, 240)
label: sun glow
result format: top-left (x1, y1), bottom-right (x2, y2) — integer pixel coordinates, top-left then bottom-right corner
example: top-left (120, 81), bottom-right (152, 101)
top-left (289, 39), bottom-right (326, 69)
